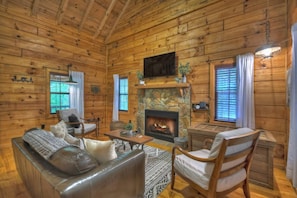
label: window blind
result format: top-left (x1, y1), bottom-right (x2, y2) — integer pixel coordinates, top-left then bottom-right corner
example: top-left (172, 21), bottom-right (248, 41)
top-left (215, 66), bottom-right (237, 122)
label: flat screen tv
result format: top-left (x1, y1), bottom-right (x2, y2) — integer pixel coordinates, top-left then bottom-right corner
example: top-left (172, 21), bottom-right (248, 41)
top-left (143, 52), bottom-right (176, 78)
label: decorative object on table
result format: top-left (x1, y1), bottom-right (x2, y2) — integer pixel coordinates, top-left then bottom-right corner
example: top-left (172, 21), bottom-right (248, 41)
top-left (178, 62), bottom-right (191, 83)
top-left (137, 70), bottom-right (145, 85)
top-left (121, 120), bottom-right (134, 137)
top-left (124, 120), bottom-right (133, 130)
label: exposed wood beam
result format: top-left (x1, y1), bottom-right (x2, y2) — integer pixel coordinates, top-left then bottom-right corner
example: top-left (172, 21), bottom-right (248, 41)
top-left (93, 0), bottom-right (117, 39)
top-left (79, 0), bottom-right (94, 31)
top-left (31, 0), bottom-right (40, 16)
top-left (56, 0), bottom-right (69, 24)
top-left (105, 0), bottom-right (130, 43)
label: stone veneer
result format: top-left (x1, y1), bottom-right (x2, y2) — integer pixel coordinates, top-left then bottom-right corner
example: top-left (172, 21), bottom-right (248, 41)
top-left (136, 87), bottom-right (191, 138)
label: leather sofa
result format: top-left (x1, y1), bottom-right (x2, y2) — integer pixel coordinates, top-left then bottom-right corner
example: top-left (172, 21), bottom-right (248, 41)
top-left (12, 137), bottom-right (145, 198)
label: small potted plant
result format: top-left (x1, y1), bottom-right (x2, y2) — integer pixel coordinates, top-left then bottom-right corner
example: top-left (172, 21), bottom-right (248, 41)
top-left (178, 62), bottom-right (191, 83)
top-left (136, 71), bottom-right (145, 85)
top-left (124, 120), bottom-right (134, 136)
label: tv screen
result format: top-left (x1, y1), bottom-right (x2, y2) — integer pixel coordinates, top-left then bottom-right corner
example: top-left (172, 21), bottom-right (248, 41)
top-left (143, 52), bottom-right (176, 78)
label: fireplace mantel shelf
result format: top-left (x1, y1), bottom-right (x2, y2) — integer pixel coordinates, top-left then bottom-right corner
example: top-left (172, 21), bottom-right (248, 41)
top-left (135, 83), bottom-right (190, 89)
top-left (135, 83), bottom-right (190, 97)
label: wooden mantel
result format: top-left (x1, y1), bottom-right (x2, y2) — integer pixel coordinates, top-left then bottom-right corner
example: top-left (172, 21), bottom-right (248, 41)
top-left (135, 83), bottom-right (190, 89)
top-left (135, 83), bottom-right (190, 97)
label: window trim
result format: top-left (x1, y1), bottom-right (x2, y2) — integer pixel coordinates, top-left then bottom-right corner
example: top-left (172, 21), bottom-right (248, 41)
top-left (46, 68), bottom-right (68, 118)
top-left (118, 77), bottom-right (128, 112)
top-left (209, 60), bottom-right (236, 127)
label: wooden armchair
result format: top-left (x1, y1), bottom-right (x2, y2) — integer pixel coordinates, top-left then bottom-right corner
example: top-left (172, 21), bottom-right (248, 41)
top-left (171, 128), bottom-right (261, 198)
top-left (56, 109), bottom-right (100, 138)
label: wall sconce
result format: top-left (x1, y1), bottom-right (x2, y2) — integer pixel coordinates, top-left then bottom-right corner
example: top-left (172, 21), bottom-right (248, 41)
top-left (11, 75), bottom-right (33, 83)
top-left (64, 64), bottom-right (77, 84)
top-left (255, 0), bottom-right (281, 58)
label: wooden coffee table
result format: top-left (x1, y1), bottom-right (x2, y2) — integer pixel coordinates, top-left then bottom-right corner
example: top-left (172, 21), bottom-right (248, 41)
top-left (104, 129), bottom-right (154, 150)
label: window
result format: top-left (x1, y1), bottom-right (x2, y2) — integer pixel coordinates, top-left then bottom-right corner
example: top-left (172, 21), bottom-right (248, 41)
top-left (50, 73), bottom-right (70, 114)
top-left (215, 65), bottom-right (237, 122)
top-left (119, 77), bottom-right (128, 111)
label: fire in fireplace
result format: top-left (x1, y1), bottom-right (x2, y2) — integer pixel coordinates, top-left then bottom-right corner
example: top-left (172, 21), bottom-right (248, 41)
top-left (145, 109), bottom-right (178, 142)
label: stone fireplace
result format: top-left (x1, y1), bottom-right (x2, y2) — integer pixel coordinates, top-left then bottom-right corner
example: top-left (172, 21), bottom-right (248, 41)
top-left (145, 109), bottom-right (178, 142)
top-left (136, 85), bottom-right (191, 142)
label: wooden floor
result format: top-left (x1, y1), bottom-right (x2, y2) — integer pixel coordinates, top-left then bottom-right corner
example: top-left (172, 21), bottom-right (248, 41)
top-left (0, 135), bottom-right (296, 198)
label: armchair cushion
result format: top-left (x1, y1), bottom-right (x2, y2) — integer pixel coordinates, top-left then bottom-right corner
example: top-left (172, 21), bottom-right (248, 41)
top-left (174, 149), bottom-right (246, 192)
top-left (68, 113), bottom-right (80, 128)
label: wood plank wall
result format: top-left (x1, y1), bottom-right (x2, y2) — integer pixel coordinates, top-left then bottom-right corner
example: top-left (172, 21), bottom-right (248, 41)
top-left (106, 0), bottom-right (290, 167)
top-left (0, 3), bottom-right (107, 169)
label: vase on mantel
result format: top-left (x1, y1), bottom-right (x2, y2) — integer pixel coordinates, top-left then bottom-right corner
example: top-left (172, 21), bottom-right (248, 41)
top-left (182, 75), bottom-right (187, 83)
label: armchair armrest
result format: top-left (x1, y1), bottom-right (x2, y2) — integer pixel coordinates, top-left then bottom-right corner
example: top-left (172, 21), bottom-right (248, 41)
top-left (172, 146), bottom-right (216, 163)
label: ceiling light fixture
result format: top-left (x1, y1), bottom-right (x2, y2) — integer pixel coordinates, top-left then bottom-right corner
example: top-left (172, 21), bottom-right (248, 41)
top-left (255, 0), bottom-right (281, 58)
top-left (64, 64), bottom-right (77, 84)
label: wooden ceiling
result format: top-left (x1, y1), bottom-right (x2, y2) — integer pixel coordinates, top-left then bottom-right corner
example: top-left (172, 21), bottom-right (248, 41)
top-left (2, 0), bottom-right (130, 41)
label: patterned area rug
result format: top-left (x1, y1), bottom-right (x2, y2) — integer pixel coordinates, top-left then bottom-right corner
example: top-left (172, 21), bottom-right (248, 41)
top-left (143, 145), bottom-right (171, 198)
top-left (114, 140), bottom-right (171, 198)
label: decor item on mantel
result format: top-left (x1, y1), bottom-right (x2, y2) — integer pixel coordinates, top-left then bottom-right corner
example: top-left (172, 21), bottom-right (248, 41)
top-left (178, 62), bottom-right (191, 83)
top-left (137, 71), bottom-right (145, 85)
top-left (175, 77), bottom-right (181, 83)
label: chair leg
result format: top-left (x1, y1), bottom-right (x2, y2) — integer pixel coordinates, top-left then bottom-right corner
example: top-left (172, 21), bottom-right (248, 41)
top-left (171, 168), bottom-right (175, 189)
top-left (243, 180), bottom-right (251, 198)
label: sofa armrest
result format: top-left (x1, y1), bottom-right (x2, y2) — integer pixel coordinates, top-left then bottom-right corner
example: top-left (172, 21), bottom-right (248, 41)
top-left (57, 150), bottom-right (145, 198)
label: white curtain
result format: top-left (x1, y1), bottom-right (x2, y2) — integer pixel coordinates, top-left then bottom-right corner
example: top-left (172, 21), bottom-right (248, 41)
top-left (236, 53), bottom-right (255, 129)
top-left (113, 74), bottom-right (119, 121)
top-left (286, 23), bottom-right (297, 188)
top-left (69, 71), bottom-right (84, 118)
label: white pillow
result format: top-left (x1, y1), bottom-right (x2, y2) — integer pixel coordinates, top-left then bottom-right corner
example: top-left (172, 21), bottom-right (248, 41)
top-left (83, 138), bottom-right (117, 164)
top-left (50, 120), bottom-right (68, 139)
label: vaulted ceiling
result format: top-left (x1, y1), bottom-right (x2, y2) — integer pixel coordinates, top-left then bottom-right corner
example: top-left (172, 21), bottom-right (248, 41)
top-left (2, 0), bottom-right (130, 42)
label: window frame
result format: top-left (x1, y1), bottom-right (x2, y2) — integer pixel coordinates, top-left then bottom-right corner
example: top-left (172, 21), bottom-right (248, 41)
top-left (118, 77), bottom-right (128, 112)
top-left (210, 60), bottom-right (236, 126)
top-left (46, 68), bottom-right (68, 118)
top-left (49, 73), bottom-right (71, 114)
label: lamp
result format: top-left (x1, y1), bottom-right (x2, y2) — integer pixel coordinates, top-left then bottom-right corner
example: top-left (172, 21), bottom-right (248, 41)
top-left (64, 64), bottom-right (77, 84)
top-left (255, 1), bottom-right (281, 58)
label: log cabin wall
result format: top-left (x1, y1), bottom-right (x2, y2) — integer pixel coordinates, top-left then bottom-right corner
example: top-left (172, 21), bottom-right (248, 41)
top-left (0, 2), bottom-right (107, 165)
top-left (106, 0), bottom-right (290, 167)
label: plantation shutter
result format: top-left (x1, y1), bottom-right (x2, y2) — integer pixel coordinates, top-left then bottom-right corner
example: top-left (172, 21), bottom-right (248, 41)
top-left (215, 66), bottom-right (237, 122)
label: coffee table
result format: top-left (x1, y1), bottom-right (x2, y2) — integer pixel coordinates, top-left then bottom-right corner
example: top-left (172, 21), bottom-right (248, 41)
top-left (104, 129), bottom-right (154, 150)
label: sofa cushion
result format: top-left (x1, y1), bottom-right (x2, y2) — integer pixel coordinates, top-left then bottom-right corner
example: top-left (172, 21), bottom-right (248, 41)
top-left (83, 138), bottom-right (117, 164)
top-left (23, 128), bottom-right (97, 175)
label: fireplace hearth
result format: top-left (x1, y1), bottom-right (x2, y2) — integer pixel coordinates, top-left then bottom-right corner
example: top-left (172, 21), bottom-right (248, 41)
top-left (145, 109), bottom-right (178, 142)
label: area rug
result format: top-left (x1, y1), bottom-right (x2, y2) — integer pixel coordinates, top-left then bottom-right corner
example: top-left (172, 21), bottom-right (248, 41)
top-left (143, 145), bottom-right (171, 198)
top-left (114, 140), bottom-right (171, 198)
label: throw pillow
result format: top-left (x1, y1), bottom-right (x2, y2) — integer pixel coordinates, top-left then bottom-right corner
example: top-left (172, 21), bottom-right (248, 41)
top-left (50, 120), bottom-right (68, 139)
top-left (83, 138), bottom-right (117, 164)
top-left (68, 114), bottom-right (80, 128)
